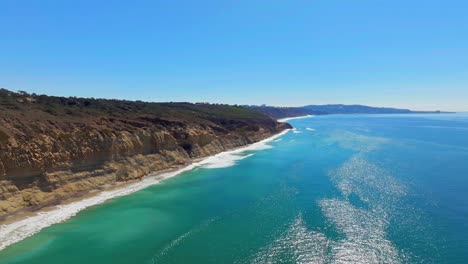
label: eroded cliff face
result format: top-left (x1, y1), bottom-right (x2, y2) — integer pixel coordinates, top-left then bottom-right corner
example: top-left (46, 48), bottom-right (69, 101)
top-left (0, 102), bottom-right (290, 218)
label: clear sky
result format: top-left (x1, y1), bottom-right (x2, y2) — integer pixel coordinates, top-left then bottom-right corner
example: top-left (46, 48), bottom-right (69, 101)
top-left (1, 0), bottom-right (467, 111)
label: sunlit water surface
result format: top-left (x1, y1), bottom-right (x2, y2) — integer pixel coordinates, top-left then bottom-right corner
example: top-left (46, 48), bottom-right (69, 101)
top-left (1, 113), bottom-right (467, 263)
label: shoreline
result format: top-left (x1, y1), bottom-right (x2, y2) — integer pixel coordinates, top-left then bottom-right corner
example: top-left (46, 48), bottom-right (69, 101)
top-left (0, 129), bottom-right (291, 251)
top-left (277, 115), bottom-right (314, 122)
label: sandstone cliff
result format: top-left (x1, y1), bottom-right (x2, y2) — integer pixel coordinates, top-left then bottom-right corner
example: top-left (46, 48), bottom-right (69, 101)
top-left (0, 89), bottom-right (291, 219)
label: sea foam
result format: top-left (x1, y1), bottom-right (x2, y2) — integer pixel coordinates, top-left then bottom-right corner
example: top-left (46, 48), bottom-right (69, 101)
top-left (292, 128), bottom-right (302, 134)
top-left (0, 129), bottom-right (291, 251)
top-left (277, 115), bottom-right (314, 123)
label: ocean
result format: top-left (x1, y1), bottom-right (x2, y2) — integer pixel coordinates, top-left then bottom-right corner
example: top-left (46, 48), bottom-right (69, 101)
top-left (0, 113), bottom-right (467, 263)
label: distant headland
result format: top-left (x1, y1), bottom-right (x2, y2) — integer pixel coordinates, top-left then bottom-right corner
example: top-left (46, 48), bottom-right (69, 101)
top-left (247, 104), bottom-right (452, 119)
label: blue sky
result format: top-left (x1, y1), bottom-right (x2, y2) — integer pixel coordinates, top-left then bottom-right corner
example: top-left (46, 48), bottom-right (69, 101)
top-left (1, 0), bottom-right (467, 111)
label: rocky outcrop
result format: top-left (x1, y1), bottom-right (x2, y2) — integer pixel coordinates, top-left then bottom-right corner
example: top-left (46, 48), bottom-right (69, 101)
top-left (0, 90), bottom-right (291, 219)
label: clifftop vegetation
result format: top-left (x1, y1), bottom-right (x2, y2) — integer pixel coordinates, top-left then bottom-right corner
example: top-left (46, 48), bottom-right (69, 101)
top-left (0, 88), bottom-right (268, 123)
top-left (0, 88), bottom-right (290, 218)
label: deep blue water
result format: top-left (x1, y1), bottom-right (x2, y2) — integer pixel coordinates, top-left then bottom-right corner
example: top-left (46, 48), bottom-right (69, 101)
top-left (0, 113), bottom-right (467, 263)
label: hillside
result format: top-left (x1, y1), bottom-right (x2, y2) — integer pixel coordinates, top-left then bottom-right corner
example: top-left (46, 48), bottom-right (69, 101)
top-left (247, 106), bottom-right (326, 119)
top-left (0, 89), bottom-right (290, 218)
top-left (302, 104), bottom-right (443, 114)
top-left (251, 104), bottom-right (447, 119)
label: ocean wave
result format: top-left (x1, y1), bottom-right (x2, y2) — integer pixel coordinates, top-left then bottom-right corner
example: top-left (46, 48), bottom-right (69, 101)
top-left (0, 129), bottom-right (291, 252)
top-left (0, 166), bottom-right (192, 252)
top-left (306, 128), bottom-right (316, 131)
top-left (245, 139), bottom-right (407, 264)
top-left (198, 129), bottom-right (291, 169)
top-left (151, 217), bottom-right (218, 263)
top-left (277, 115), bottom-right (314, 123)
top-left (292, 128), bottom-right (302, 134)
top-left (200, 153), bottom-right (254, 169)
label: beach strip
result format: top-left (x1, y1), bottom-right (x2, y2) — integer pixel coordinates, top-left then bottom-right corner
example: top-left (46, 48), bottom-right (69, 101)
top-left (0, 129), bottom-right (291, 251)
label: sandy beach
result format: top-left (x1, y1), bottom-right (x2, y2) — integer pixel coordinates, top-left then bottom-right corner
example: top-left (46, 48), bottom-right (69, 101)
top-left (0, 128), bottom-right (291, 251)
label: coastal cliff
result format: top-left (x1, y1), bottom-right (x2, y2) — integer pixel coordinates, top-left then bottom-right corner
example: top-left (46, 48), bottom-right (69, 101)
top-left (0, 89), bottom-right (291, 219)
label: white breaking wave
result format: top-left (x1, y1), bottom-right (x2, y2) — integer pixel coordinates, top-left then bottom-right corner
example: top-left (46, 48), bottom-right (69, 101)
top-left (292, 128), bottom-right (302, 134)
top-left (0, 167), bottom-right (194, 252)
top-left (277, 115), bottom-right (314, 123)
top-left (198, 129), bottom-right (291, 169)
top-left (0, 129), bottom-right (291, 251)
top-left (200, 153), bottom-right (254, 169)
top-left (306, 128), bottom-right (316, 131)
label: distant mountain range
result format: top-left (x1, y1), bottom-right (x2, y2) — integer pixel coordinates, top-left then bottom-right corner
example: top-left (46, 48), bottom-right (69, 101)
top-left (249, 104), bottom-right (450, 119)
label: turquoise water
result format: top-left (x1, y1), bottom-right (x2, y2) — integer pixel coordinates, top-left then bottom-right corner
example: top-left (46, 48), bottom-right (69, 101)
top-left (1, 114), bottom-right (468, 263)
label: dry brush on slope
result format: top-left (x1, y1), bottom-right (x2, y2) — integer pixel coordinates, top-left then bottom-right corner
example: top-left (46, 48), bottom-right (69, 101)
top-left (0, 89), bottom-right (291, 218)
